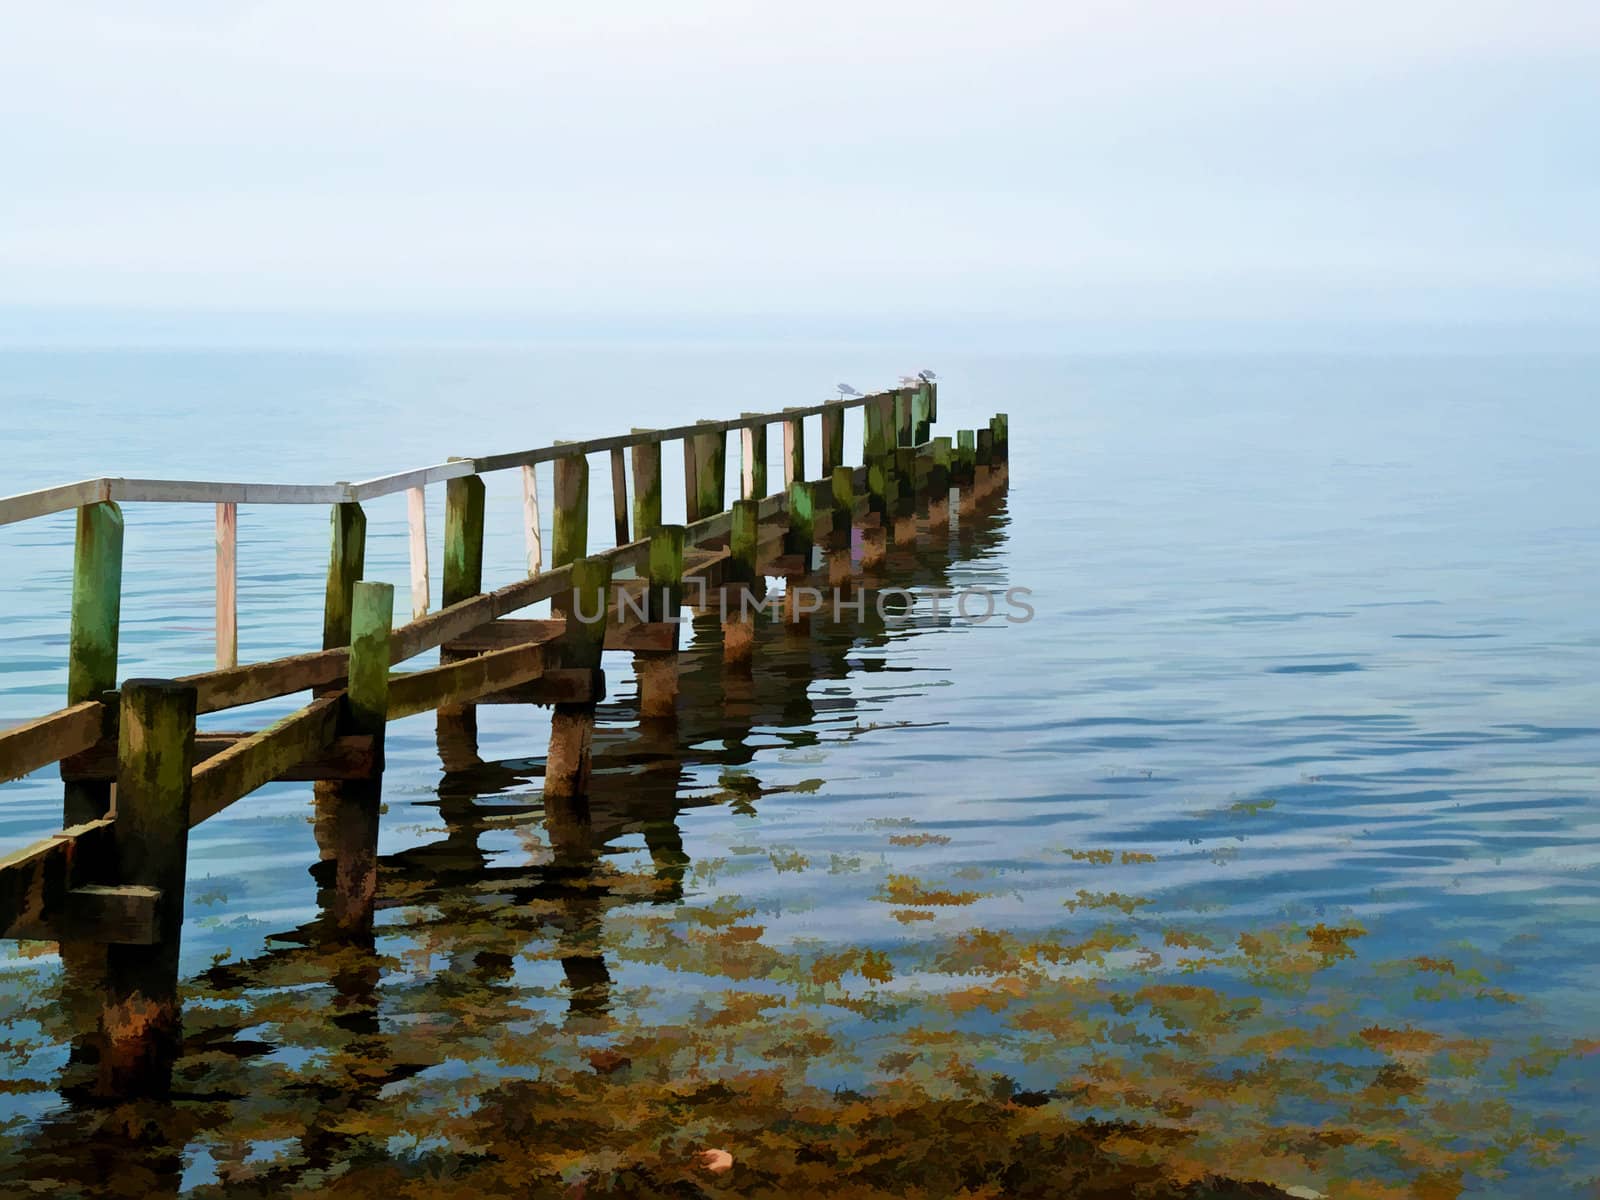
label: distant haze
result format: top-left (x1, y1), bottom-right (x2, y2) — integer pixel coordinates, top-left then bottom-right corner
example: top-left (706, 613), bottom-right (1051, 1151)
top-left (2, 2), bottom-right (1595, 349)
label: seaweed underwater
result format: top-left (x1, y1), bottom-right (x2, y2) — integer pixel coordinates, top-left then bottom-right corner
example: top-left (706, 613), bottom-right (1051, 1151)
top-left (0, 499), bottom-right (1593, 1200)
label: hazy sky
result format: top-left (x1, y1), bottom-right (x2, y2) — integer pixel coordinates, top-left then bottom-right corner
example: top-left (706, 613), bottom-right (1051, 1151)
top-left (1, 2), bottom-right (1595, 344)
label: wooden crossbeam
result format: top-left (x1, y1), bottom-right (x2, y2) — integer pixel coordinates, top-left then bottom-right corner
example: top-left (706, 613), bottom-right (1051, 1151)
top-left (189, 695), bottom-right (342, 826)
top-left (61, 732), bottom-right (375, 784)
top-left (444, 618), bottom-right (675, 656)
top-left (0, 700), bottom-right (108, 784)
top-left (387, 641), bottom-right (547, 721)
top-left (178, 647), bottom-right (348, 714)
top-left (0, 818), bottom-right (115, 940)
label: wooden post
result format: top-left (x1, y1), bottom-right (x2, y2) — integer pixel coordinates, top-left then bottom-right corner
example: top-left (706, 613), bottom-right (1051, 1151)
top-left (785, 478), bottom-right (815, 555)
top-left (98, 679), bottom-right (196, 1099)
top-left (829, 465), bottom-right (854, 545)
top-left (521, 464), bottom-right (543, 576)
top-left (609, 446), bottom-right (630, 546)
top-left (740, 417), bottom-right (768, 500)
top-left (638, 526), bottom-right (684, 720)
top-left (315, 582), bottom-right (391, 938)
top-left (546, 556), bottom-right (612, 798)
top-left (975, 428), bottom-right (995, 500)
top-left (632, 437), bottom-right (662, 537)
top-left (956, 430), bottom-right (977, 485)
top-left (991, 413), bottom-right (1009, 486)
top-left (821, 404), bottom-right (844, 476)
top-left (723, 500), bottom-right (759, 667)
top-left (892, 447), bottom-right (917, 542)
top-left (406, 486), bottom-right (429, 618)
top-left (894, 388), bottom-right (914, 447)
top-left (863, 394), bottom-right (892, 519)
top-left (682, 436), bottom-right (701, 524)
top-left (912, 382), bottom-right (932, 444)
top-left (65, 501), bottom-right (123, 824)
top-left (443, 474), bottom-right (486, 607)
top-left (552, 453), bottom-right (588, 571)
top-left (215, 501), bottom-right (237, 669)
top-left (694, 424), bottom-right (725, 518)
top-left (782, 413), bottom-right (804, 486)
top-left (929, 436), bottom-right (953, 526)
top-left (827, 466), bottom-right (855, 586)
top-left (322, 501), bottom-right (366, 651)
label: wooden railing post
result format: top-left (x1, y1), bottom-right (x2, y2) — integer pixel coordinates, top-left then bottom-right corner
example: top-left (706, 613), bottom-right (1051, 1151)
top-left (740, 416), bottom-right (768, 500)
top-left (693, 423), bottom-right (726, 518)
top-left (956, 429), bottom-right (978, 512)
top-left (929, 437), bottom-right (953, 527)
top-left (322, 501), bottom-right (367, 651)
top-left (785, 479), bottom-right (815, 556)
top-left (406, 486), bottom-right (430, 618)
top-left (521, 465), bottom-right (543, 576)
top-left (828, 464), bottom-right (856, 586)
top-left (912, 381), bottom-right (933, 444)
top-left (821, 404), bottom-right (844, 476)
top-left (724, 500), bottom-right (760, 667)
top-left (638, 526), bottom-right (684, 720)
top-left (64, 500), bottom-right (123, 825)
top-left (894, 387), bottom-right (914, 447)
top-left (314, 581), bottom-right (391, 938)
top-left (215, 501), bottom-right (238, 669)
top-left (552, 453), bottom-right (588, 572)
top-left (609, 446), bottom-right (630, 546)
top-left (546, 556), bottom-right (612, 797)
top-left (443, 474), bottom-right (485, 607)
top-left (782, 412), bottom-right (805, 487)
top-left (99, 679), bottom-right (196, 1099)
top-left (892, 445), bottom-right (917, 543)
top-left (976, 427), bottom-right (995, 498)
top-left (682, 436), bottom-right (701, 524)
top-left (631, 436), bottom-right (662, 537)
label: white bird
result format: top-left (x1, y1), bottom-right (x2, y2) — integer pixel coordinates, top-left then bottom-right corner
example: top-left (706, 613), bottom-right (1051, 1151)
top-left (836, 383), bottom-right (862, 399)
top-left (898, 375), bottom-right (918, 386)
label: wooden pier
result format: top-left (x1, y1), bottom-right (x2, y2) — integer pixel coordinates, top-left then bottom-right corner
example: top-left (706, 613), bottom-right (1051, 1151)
top-left (0, 382), bottom-right (1008, 1098)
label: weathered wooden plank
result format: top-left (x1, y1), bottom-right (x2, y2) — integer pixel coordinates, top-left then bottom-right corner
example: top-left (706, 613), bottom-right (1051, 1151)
top-left (0, 818), bottom-right (115, 940)
top-left (347, 459), bottom-right (475, 503)
top-left (444, 617), bottom-right (673, 655)
top-left (0, 478), bottom-right (114, 527)
top-left (215, 501), bottom-right (238, 669)
top-left (387, 642), bottom-right (547, 721)
top-left (406, 485), bottom-right (430, 618)
top-left (389, 561), bottom-right (575, 664)
top-left (0, 701), bottom-right (108, 785)
top-left (178, 647), bottom-right (348, 714)
top-left (189, 694), bottom-right (341, 826)
top-left (113, 479), bottom-right (348, 506)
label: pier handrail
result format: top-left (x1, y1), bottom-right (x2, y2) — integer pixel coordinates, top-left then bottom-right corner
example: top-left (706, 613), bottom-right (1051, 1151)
top-left (0, 395), bottom-right (876, 526)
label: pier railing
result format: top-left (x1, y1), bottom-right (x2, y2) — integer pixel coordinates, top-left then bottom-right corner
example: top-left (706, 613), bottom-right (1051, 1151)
top-left (0, 378), bottom-right (1008, 1097)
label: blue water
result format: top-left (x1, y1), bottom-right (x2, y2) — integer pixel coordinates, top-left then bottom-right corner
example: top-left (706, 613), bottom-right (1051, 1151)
top-left (1, 349), bottom-right (1597, 1196)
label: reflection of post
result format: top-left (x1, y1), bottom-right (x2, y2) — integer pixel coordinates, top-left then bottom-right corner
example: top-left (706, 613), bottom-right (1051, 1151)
top-left (543, 794), bottom-right (611, 1021)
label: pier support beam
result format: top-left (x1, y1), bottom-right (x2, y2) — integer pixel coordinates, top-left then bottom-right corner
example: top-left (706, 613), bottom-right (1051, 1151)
top-left (631, 436), bottom-right (662, 539)
top-left (693, 423), bottom-right (726, 518)
top-left (928, 437), bottom-right (953, 528)
top-left (637, 526), bottom-right (684, 721)
top-left (64, 501), bottom-right (123, 826)
top-left (98, 679), bottom-right (196, 1099)
top-left (821, 404), bottom-right (844, 476)
top-left (314, 582), bottom-right (391, 939)
top-left (546, 556), bottom-right (612, 798)
top-left (740, 417), bottom-right (768, 500)
top-left (723, 500), bottom-right (760, 669)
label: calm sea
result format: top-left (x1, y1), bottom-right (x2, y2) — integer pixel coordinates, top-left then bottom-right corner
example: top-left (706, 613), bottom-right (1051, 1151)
top-left (1, 349), bottom-right (1596, 1196)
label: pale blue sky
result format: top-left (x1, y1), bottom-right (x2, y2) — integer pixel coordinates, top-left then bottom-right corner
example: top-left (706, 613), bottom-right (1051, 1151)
top-left (1, 2), bottom-right (1595, 347)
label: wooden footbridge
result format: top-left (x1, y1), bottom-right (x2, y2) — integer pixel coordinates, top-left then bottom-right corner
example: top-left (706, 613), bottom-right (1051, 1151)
top-left (0, 381), bottom-right (1008, 1097)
